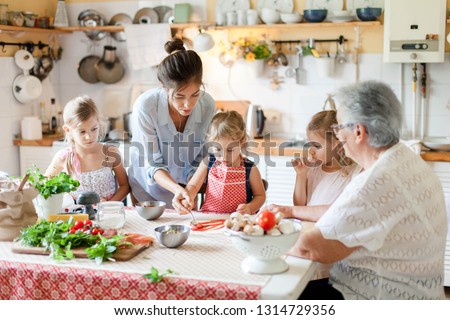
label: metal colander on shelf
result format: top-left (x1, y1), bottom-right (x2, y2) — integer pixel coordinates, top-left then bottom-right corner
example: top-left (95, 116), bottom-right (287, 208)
top-left (225, 220), bottom-right (302, 275)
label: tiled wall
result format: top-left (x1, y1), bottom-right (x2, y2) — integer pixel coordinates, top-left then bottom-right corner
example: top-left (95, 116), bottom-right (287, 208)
top-left (1, 0), bottom-right (450, 176)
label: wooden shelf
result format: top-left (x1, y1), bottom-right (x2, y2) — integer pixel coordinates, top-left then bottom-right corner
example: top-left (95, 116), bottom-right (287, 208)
top-left (0, 25), bottom-right (71, 34)
top-left (1, 21), bottom-right (380, 36)
top-left (216, 20), bottom-right (381, 30)
top-left (55, 23), bottom-right (203, 33)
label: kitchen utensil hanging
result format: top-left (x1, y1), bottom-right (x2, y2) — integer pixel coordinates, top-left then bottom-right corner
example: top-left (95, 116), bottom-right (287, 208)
top-left (78, 39), bottom-right (100, 84)
top-left (31, 46), bottom-right (54, 80)
top-left (12, 49), bottom-right (43, 104)
top-left (94, 45), bottom-right (125, 84)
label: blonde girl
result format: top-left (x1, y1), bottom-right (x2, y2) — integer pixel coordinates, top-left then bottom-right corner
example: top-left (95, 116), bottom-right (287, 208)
top-left (173, 111), bottom-right (266, 214)
top-left (45, 96), bottom-right (130, 202)
top-left (267, 110), bottom-right (362, 221)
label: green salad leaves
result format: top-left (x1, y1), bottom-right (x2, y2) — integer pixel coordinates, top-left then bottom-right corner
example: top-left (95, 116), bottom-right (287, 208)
top-left (27, 166), bottom-right (80, 199)
top-left (17, 218), bottom-right (127, 264)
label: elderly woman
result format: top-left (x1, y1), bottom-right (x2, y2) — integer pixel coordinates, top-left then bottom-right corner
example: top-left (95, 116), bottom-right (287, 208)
top-left (292, 80), bottom-right (447, 300)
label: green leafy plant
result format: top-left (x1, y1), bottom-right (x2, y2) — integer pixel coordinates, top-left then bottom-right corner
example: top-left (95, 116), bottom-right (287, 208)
top-left (27, 166), bottom-right (80, 199)
top-left (17, 218), bottom-right (129, 263)
top-left (227, 37), bottom-right (272, 62)
top-left (143, 266), bottom-right (174, 283)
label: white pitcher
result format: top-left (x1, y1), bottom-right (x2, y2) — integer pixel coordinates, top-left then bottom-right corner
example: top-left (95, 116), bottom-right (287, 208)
top-left (35, 193), bottom-right (64, 220)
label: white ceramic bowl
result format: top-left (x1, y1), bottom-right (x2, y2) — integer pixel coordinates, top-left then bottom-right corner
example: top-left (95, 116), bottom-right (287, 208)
top-left (280, 12), bottom-right (302, 24)
top-left (422, 137), bottom-right (450, 151)
top-left (260, 8), bottom-right (280, 24)
top-left (225, 219), bottom-right (302, 274)
top-left (332, 10), bottom-right (350, 17)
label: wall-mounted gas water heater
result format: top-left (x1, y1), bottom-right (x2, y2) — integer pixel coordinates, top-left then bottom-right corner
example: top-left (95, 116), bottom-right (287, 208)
top-left (383, 0), bottom-right (446, 63)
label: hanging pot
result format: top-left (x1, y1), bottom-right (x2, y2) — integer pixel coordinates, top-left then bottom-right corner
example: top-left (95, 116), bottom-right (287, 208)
top-left (13, 49), bottom-right (43, 104)
top-left (108, 13), bottom-right (133, 42)
top-left (78, 54), bottom-right (101, 83)
top-left (13, 74), bottom-right (43, 103)
top-left (95, 45), bottom-right (125, 84)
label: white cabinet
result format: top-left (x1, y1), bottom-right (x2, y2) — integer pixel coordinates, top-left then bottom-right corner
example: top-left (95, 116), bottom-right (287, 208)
top-left (256, 155), bottom-right (296, 205)
top-left (426, 161), bottom-right (450, 287)
top-left (19, 145), bottom-right (64, 176)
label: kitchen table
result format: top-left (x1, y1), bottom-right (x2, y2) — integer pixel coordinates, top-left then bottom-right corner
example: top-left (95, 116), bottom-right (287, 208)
top-left (0, 209), bottom-right (316, 300)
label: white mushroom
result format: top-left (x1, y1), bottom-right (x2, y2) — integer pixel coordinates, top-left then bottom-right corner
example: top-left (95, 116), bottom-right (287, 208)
top-left (243, 224), bottom-right (253, 235)
top-left (251, 225), bottom-right (264, 236)
top-left (231, 220), bottom-right (241, 231)
top-left (224, 218), bottom-right (233, 229)
top-left (275, 212), bottom-right (284, 223)
top-left (230, 212), bottom-right (244, 222)
top-left (278, 220), bottom-right (295, 235)
top-left (266, 227), bottom-right (282, 236)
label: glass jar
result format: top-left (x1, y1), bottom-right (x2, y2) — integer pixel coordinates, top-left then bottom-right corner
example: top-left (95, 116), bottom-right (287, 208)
top-left (96, 201), bottom-right (126, 229)
top-left (22, 11), bottom-right (37, 28)
top-left (0, 3), bottom-right (8, 25)
top-left (7, 10), bottom-right (24, 27)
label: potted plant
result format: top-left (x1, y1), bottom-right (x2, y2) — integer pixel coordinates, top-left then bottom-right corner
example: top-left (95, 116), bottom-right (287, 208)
top-left (27, 166), bottom-right (80, 219)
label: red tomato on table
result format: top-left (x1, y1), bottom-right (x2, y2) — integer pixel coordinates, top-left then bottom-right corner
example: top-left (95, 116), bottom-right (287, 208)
top-left (257, 211), bottom-right (276, 231)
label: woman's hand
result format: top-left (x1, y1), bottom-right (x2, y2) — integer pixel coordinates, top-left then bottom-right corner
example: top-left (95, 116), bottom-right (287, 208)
top-left (172, 186), bottom-right (194, 215)
top-left (291, 157), bottom-right (308, 175)
top-left (265, 203), bottom-right (294, 218)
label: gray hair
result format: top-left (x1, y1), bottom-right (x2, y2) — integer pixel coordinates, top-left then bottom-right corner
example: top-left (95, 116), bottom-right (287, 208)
top-left (335, 80), bottom-right (403, 148)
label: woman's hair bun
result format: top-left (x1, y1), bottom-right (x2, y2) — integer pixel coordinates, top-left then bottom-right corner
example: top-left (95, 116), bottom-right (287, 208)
top-left (164, 38), bottom-right (186, 54)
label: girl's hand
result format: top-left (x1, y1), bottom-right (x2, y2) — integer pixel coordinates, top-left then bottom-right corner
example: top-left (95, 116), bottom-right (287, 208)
top-left (291, 158), bottom-right (308, 175)
top-left (265, 203), bottom-right (294, 218)
top-left (236, 203), bottom-right (251, 214)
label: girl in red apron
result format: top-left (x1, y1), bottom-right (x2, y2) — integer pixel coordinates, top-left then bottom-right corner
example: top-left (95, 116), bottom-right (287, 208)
top-left (173, 111), bottom-right (266, 214)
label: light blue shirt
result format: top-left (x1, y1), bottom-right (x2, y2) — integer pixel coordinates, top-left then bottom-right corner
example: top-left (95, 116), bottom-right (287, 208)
top-left (128, 88), bottom-right (215, 206)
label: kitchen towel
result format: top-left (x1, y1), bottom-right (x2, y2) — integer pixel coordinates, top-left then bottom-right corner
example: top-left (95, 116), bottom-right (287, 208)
top-left (124, 24), bottom-right (171, 70)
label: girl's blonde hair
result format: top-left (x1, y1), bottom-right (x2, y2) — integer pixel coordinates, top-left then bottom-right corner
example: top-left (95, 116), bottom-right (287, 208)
top-left (63, 96), bottom-right (106, 176)
top-left (307, 110), bottom-right (355, 173)
top-left (206, 111), bottom-right (247, 144)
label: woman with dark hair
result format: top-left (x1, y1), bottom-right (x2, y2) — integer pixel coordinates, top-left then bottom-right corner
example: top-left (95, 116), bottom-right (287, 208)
top-left (128, 38), bottom-right (216, 208)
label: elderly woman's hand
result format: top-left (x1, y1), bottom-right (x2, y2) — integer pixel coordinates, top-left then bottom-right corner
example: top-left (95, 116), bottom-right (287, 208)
top-left (172, 186), bottom-right (194, 215)
top-left (265, 203), bottom-right (294, 218)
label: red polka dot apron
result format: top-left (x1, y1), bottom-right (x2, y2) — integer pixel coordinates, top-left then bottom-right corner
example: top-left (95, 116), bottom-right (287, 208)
top-left (201, 160), bottom-right (247, 213)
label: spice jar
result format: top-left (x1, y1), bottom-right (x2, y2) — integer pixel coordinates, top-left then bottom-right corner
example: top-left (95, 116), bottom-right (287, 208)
top-left (37, 16), bottom-right (49, 29)
top-left (7, 10), bottom-right (24, 27)
top-left (22, 11), bottom-right (37, 27)
top-left (0, 3), bottom-right (8, 25)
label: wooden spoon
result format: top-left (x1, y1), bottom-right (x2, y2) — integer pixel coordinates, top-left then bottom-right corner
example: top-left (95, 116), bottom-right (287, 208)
top-left (17, 174), bottom-right (29, 191)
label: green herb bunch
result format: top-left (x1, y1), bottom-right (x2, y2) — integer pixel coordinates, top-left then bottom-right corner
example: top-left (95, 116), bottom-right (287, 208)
top-left (27, 166), bottom-right (80, 199)
top-left (18, 218), bottom-right (128, 263)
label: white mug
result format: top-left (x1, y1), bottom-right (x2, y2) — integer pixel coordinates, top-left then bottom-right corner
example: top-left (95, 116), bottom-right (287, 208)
top-left (246, 9), bottom-right (259, 25)
top-left (226, 11), bottom-right (237, 26)
top-left (216, 11), bottom-right (226, 26)
top-left (237, 9), bottom-right (247, 25)
top-left (316, 57), bottom-right (335, 78)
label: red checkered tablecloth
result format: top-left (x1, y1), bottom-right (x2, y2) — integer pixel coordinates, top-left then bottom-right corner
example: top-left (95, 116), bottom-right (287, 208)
top-left (0, 260), bottom-right (261, 300)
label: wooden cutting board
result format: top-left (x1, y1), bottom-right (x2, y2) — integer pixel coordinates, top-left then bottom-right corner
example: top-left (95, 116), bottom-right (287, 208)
top-left (11, 243), bottom-right (150, 261)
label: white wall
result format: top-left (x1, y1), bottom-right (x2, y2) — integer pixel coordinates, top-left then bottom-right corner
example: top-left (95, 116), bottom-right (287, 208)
top-left (1, 0), bottom-right (450, 176)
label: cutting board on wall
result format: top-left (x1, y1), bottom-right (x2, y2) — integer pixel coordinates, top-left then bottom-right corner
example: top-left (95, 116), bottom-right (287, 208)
top-left (11, 243), bottom-right (150, 261)
top-left (215, 100), bottom-right (250, 119)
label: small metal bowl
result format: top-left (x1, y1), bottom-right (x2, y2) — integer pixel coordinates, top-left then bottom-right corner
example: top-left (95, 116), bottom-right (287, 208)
top-left (136, 201), bottom-right (166, 220)
top-left (154, 225), bottom-right (190, 248)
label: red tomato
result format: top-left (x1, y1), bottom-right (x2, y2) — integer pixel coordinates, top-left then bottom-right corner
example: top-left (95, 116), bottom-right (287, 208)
top-left (91, 228), bottom-right (99, 235)
top-left (73, 220), bottom-right (84, 230)
top-left (256, 211), bottom-right (276, 231)
top-left (97, 228), bottom-right (104, 235)
top-left (83, 220), bottom-right (93, 227)
top-left (68, 227), bottom-right (77, 234)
